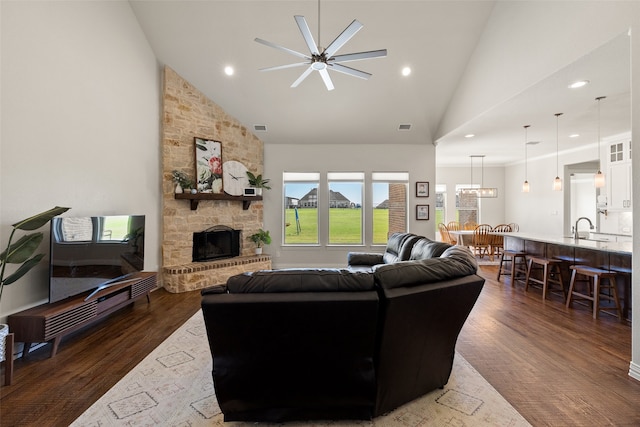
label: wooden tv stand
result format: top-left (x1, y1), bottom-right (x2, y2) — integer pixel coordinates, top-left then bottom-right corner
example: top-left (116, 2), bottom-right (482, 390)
top-left (8, 272), bottom-right (157, 358)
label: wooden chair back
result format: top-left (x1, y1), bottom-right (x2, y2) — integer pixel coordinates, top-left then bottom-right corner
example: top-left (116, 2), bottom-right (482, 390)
top-left (508, 223), bottom-right (520, 232)
top-left (491, 224), bottom-right (512, 256)
top-left (471, 224), bottom-right (492, 258)
top-left (438, 223), bottom-right (456, 245)
top-left (446, 221), bottom-right (461, 231)
top-left (464, 221), bottom-right (478, 230)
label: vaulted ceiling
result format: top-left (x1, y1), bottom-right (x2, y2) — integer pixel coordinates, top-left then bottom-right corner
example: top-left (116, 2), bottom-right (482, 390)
top-left (130, 1), bottom-right (631, 166)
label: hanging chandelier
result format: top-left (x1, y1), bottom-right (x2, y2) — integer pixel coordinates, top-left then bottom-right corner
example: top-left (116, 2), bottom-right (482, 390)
top-left (461, 155), bottom-right (498, 198)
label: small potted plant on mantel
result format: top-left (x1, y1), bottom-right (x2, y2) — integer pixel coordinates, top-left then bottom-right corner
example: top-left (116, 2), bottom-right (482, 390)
top-left (0, 206), bottom-right (70, 362)
top-left (248, 229), bottom-right (271, 255)
top-left (246, 171), bottom-right (271, 196)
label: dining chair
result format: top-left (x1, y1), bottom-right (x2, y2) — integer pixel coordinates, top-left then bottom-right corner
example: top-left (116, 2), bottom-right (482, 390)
top-left (471, 224), bottom-right (493, 259)
top-left (508, 222), bottom-right (520, 232)
top-left (463, 221), bottom-right (478, 230)
top-left (446, 221), bottom-right (461, 231)
top-left (438, 223), bottom-right (456, 245)
top-left (491, 224), bottom-right (512, 257)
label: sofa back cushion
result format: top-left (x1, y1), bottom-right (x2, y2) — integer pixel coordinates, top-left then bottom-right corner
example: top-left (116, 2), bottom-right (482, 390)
top-left (373, 246), bottom-right (477, 290)
top-left (408, 238), bottom-right (452, 260)
top-left (227, 268), bottom-right (375, 293)
top-left (382, 233), bottom-right (421, 264)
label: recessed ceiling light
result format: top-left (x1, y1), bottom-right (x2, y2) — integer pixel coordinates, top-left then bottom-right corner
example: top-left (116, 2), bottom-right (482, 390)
top-left (464, 134), bottom-right (475, 138)
top-left (401, 67), bottom-right (411, 76)
top-left (569, 133), bottom-right (580, 138)
top-left (568, 80), bottom-right (589, 89)
top-left (224, 66), bottom-right (234, 76)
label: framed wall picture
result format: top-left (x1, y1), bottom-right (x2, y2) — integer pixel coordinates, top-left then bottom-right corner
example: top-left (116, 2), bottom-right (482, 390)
top-left (416, 181), bottom-right (429, 197)
top-left (194, 137), bottom-right (223, 193)
top-left (416, 204), bottom-right (429, 220)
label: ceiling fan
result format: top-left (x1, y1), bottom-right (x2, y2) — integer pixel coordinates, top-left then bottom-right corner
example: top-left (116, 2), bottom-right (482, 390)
top-left (255, 9), bottom-right (387, 91)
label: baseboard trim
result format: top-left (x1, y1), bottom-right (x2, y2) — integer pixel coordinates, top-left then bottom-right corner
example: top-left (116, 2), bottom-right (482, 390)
top-left (628, 360), bottom-right (640, 381)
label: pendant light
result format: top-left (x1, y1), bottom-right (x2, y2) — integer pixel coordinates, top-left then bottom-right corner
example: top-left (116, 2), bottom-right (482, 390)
top-left (594, 96), bottom-right (606, 188)
top-left (461, 155), bottom-right (497, 197)
top-left (553, 113), bottom-right (563, 191)
top-left (522, 125), bottom-right (530, 193)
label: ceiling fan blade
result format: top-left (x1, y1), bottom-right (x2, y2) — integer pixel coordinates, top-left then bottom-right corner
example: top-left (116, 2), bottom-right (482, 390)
top-left (294, 15), bottom-right (320, 56)
top-left (323, 19), bottom-right (363, 58)
top-left (331, 49), bottom-right (387, 63)
top-left (329, 63), bottom-right (371, 80)
top-left (259, 62), bottom-right (310, 72)
top-left (291, 66), bottom-right (314, 88)
top-left (255, 37), bottom-right (310, 60)
top-left (319, 69), bottom-right (335, 91)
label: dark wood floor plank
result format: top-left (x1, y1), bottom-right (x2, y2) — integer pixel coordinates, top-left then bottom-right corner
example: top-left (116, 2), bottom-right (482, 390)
top-left (1, 265), bottom-right (639, 426)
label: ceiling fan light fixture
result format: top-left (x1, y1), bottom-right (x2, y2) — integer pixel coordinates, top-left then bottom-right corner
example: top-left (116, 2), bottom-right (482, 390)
top-left (255, 3), bottom-right (387, 91)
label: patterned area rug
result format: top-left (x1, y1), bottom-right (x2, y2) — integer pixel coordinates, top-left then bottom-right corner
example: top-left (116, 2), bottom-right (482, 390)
top-left (71, 311), bottom-right (530, 427)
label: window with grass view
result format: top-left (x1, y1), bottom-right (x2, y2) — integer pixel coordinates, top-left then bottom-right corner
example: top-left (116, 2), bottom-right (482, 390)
top-left (456, 185), bottom-right (479, 226)
top-left (328, 172), bottom-right (364, 245)
top-left (372, 172), bottom-right (409, 244)
top-left (284, 172), bottom-right (320, 244)
top-left (435, 184), bottom-right (446, 228)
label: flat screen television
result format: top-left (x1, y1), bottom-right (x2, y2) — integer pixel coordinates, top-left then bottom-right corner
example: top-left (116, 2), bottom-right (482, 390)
top-left (49, 215), bottom-right (145, 303)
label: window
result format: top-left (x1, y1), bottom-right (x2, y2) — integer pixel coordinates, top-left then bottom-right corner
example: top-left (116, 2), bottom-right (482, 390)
top-left (434, 184), bottom-right (446, 226)
top-left (328, 172), bottom-right (364, 245)
top-left (283, 172), bottom-right (320, 244)
top-left (372, 172), bottom-right (409, 245)
top-left (456, 185), bottom-right (479, 225)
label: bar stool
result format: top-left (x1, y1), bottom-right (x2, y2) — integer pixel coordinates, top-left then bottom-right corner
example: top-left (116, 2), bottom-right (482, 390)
top-left (566, 265), bottom-right (623, 321)
top-left (497, 249), bottom-right (528, 286)
top-left (524, 257), bottom-right (566, 302)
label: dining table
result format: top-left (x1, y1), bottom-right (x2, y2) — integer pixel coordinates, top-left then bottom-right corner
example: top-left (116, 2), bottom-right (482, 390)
top-left (448, 230), bottom-right (474, 247)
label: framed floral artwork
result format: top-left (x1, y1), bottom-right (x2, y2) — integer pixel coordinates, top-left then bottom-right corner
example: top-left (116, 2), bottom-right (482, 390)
top-left (416, 204), bottom-right (429, 220)
top-left (416, 181), bottom-right (429, 197)
top-left (194, 137), bottom-right (223, 193)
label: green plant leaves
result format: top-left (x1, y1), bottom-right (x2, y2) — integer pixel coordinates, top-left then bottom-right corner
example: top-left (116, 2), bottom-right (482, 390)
top-left (12, 206), bottom-right (70, 231)
top-left (2, 254), bottom-right (46, 286)
top-left (0, 233), bottom-right (44, 264)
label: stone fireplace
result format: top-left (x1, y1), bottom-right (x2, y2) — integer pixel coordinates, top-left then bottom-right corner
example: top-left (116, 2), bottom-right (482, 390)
top-left (161, 67), bottom-right (271, 293)
top-left (192, 225), bottom-right (241, 262)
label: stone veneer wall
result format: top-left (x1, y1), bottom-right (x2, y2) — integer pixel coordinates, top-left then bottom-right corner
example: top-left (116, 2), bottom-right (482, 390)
top-left (162, 67), bottom-right (270, 292)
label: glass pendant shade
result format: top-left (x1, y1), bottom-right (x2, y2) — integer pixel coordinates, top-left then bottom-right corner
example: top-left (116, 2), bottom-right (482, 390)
top-left (594, 170), bottom-right (605, 188)
top-left (594, 96), bottom-right (606, 189)
top-left (522, 180), bottom-right (530, 193)
top-left (553, 176), bottom-right (562, 191)
top-left (553, 113), bottom-right (563, 191)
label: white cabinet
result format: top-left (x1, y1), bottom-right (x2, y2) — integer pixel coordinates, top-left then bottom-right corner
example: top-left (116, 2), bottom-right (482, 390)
top-left (607, 140), bottom-right (632, 211)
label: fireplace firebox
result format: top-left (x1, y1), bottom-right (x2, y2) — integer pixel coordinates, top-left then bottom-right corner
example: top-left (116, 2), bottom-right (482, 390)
top-left (193, 225), bottom-right (241, 262)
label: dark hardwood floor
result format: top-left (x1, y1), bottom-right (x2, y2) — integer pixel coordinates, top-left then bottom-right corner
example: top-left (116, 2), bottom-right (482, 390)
top-left (1, 265), bottom-right (639, 426)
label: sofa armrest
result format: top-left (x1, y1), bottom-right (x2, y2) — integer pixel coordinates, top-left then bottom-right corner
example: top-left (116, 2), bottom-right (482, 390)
top-left (201, 284), bottom-right (227, 295)
top-left (347, 252), bottom-right (384, 266)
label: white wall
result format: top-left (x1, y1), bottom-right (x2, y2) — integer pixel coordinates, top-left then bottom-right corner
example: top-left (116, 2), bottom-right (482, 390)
top-left (0, 1), bottom-right (161, 320)
top-left (263, 143), bottom-right (436, 268)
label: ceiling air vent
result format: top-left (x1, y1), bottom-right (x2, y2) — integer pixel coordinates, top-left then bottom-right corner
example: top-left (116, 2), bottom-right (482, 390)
top-left (398, 124), bottom-right (412, 131)
top-left (254, 124), bottom-right (267, 132)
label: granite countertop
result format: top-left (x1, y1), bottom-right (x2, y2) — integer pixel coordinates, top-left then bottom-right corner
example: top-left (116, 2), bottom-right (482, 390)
top-left (501, 232), bottom-right (632, 255)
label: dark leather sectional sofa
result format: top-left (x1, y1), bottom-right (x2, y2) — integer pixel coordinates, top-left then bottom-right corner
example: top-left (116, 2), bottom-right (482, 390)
top-left (201, 233), bottom-right (485, 422)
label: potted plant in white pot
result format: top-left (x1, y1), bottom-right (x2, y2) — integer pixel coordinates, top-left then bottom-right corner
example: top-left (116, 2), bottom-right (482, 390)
top-left (248, 229), bottom-right (271, 255)
top-left (0, 206), bottom-right (70, 362)
top-left (246, 171), bottom-right (271, 196)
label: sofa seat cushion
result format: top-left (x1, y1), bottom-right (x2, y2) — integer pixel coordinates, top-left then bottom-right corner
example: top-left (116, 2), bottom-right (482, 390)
top-left (373, 246), bottom-right (478, 290)
top-left (408, 238), bottom-right (452, 260)
top-left (227, 268), bottom-right (375, 293)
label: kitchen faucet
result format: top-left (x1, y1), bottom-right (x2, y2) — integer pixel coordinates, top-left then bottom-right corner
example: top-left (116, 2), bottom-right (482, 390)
top-left (574, 217), bottom-right (594, 239)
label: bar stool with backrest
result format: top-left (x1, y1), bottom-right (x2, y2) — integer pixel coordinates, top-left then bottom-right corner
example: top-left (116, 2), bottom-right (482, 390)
top-left (524, 256), bottom-right (566, 302)
top-left (495, 223), bottom-right (527, 285)
top-left (566, 265), bottom-right (623, 321)
top-left (491, 224), bottom-right (511, 258)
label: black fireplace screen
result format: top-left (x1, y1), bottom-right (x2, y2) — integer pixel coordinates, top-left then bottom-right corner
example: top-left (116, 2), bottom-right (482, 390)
top-left (192, 225), bottom-right (241, 262)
